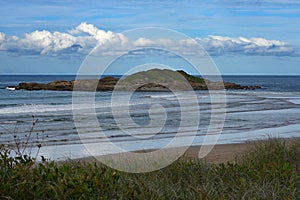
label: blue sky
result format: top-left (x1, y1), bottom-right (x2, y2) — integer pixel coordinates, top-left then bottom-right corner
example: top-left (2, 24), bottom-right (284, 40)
top-left (0, 0), bottom-right (300, 75)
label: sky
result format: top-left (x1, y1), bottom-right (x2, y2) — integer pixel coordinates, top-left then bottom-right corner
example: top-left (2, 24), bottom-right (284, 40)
top-left (0, 0), bottom-right (300, 75)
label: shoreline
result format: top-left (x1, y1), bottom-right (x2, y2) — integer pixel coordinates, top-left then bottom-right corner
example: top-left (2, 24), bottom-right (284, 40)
top-left (72, 137), bottom-right (300, 164)
top-left (135, 142), bottom-right (252, 163)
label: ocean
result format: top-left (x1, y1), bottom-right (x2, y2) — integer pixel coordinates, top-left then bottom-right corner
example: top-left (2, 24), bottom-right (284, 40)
top-left (0, 75), bottom-right (300, 160)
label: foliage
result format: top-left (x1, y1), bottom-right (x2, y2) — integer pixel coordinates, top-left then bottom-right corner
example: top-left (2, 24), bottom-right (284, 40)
top-left (122, 68), bottom-right (206, 84)
top-left (0, 138), bottom-right (299, 199)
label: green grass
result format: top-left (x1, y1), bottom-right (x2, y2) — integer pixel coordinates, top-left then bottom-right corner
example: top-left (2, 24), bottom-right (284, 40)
top-left (176, 70), bottom-right (206, 84)
top-left (0, 138), bottom-right (299, 199)
top-left (121, 68), bottom-right (206, 84)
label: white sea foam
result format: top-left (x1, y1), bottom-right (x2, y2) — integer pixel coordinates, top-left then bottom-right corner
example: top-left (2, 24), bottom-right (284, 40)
top-left (286, 98), bottom-right (300, 105)
top-left (0, 99), bottom-right (163, 115)
top-left (2, 87), bottom-right (300, 161)
top-left (143, 92), bottom-right (205, 101)
top-left (0, 104), bottom-right (72, 114)
top-left (5, 87), bottom-right (15, 91)
top-left (145, 94), bottom-right (176, 99)
top-left (29, 123), bottom-right (300, 161)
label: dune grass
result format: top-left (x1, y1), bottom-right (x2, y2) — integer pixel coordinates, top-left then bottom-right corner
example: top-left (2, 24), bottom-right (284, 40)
top-left (0, 138), bottom-right (299, 199)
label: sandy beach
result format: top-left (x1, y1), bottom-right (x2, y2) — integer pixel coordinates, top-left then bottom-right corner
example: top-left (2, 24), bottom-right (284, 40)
top-left (183, 143), bottom-right (251, 163)
top-left (72, 142), bottom-right (252, 164)
top-left (72, 137), bottom-right (299, 165)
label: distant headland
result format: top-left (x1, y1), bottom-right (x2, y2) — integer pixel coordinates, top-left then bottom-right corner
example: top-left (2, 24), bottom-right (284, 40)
top-left (12, 69), bottom-right (261, 91)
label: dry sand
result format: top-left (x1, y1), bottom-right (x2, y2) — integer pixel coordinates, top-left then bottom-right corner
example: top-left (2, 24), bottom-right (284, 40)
top-left (72, 138), bottom-right (299, 164)
top-left (73, 142), bottom-right (252, 164)
top-left (183, 143), bottom-right (251, 163)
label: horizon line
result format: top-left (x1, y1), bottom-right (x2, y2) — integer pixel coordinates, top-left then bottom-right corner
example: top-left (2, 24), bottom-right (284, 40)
top-left (1, 74), bottom-right (300, 76)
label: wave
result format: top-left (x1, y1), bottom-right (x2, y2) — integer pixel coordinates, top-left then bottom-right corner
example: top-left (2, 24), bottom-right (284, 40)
top-left (142, 94), bottom-right (176, 99)
top-left (286, 98), bottom-right (300, 105)
top-left (0, 104), bottom-right (73, 114)
top-left (5, 86), bottom-right (15, 91)
top-left (0, 100), bottom-right (150, 115)
top-left (142, 93), bottom-right (204, 101)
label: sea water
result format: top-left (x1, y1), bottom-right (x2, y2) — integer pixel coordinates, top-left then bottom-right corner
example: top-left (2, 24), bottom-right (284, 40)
top-left (0, 75), bottom-right (300, 160)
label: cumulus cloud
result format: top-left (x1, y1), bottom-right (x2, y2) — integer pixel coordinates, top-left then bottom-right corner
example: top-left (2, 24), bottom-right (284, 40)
top-left (0, 32), bottom-right (5, 43)
top-left (70, 22), bottom-right (128, 47)
top-left (0, 22), bottom-right (298, 57)
top-left (196, 36), bottom-right (297, 56)
top-left (0, 22), bottom-right (128, 56)
top-left (22, 30), bottom-right (77, 55)
top-left (134, 37), bottom-right (155, 46)
top-left (0, 30), bottom-right (82, 56)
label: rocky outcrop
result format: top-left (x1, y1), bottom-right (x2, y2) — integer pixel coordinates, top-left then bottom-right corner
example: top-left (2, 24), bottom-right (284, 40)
top-left (16, 81), bottom-right (74, 91)
top-left (14, 69), bottom-right (261, 91)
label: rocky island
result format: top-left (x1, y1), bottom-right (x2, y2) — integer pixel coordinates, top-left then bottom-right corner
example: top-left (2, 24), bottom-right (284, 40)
top-left (13, 69), bottom-right (261, 91)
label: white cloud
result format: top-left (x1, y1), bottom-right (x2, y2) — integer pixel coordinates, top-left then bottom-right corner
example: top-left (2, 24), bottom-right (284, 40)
top-left (0, 32), bottom-right (5, 43)
top-left (0, 30), bottom-right (81, 55)
top-left (196, 35), bottom-right (297, 56)
top-left (0, 22), bottom-right (298, 57)
top-left (0, 22), bottom-right (128, 56)
top-left (70, 22), bottom-right (128, 47)
top-left (22, 30), bottom-right (77, 55)
top-left (134, 37), bottom-right (155, 46)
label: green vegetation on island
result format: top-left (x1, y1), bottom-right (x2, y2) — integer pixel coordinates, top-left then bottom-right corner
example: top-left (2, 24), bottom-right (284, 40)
top-left (13, 69), bottom-right (261, 91)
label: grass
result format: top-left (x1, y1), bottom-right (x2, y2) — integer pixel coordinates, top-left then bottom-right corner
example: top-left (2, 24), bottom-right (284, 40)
top-left (122, 68), bottom-right (206, 84)
top-left (0, 138), bottom-right (299, 199)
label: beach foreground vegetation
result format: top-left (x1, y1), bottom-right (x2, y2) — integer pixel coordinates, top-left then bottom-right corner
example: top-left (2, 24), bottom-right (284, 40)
top-left (0, 138), bottom-right (299, 199)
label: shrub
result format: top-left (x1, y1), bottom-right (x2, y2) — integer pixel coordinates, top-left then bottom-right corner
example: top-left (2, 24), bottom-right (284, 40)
top-left (0, 137), bottom-right (299, 199)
